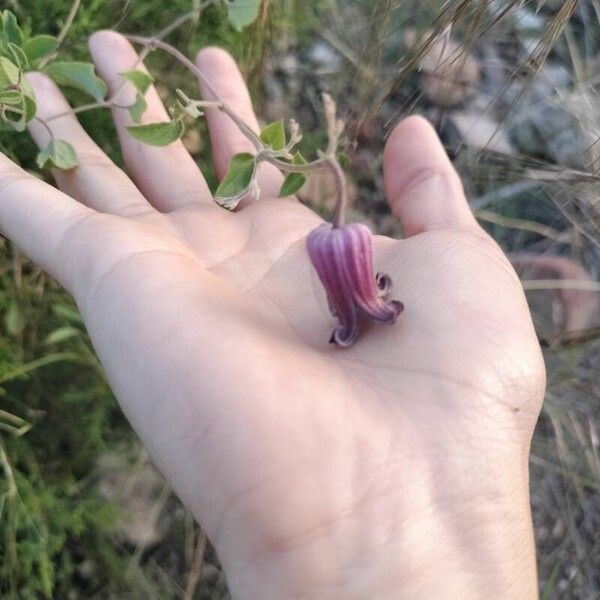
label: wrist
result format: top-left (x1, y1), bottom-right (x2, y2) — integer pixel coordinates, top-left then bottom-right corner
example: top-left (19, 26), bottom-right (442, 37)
top-left (225, 452), bottom-right (537, 600)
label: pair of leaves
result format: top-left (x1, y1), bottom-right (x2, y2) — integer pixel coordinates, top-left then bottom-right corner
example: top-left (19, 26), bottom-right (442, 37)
top-left (226, 0), bottom-right (261, 31)
top-left (214, 120), bottom-right (288, 209)
top-left (259, 119), bottom-right (307, 196)
top-left (215, 151), bottom-right (306, 208)
top-left (120, 69), bottom-right (154, 123)
top-left (120, 70), bottom-right (191, 139)
top-left (214, 120), bottom-right (307, 208)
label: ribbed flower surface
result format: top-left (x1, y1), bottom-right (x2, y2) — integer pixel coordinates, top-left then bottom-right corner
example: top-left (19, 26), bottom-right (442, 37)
top-left (307, 223), bottom-right (403, 347)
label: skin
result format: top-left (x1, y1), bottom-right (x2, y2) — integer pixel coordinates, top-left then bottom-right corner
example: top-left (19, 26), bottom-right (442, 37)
top-left (0, 31), bottom-right (544, 599)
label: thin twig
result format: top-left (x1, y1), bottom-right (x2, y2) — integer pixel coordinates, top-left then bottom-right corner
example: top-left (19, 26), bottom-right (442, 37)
top-left (125, 35), bottom-right (263, 144)
top-left (0, 435), bottom-right (18, 580)
top-left (0, 437), bottom-right (17, 498)
top-left (38, 0), bottom-right (82, 70)
top-left (57, 0), bottom-right (82, 44)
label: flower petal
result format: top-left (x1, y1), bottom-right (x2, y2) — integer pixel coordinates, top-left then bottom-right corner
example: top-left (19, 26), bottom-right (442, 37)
top-left (307, 225), bottom-right (360, 344)
top-left (343, 224), bottom-right (404, 325)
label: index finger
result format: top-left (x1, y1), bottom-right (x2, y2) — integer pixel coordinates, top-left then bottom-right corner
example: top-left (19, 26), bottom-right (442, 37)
top-left (0, 154), bottom-right (95, 291)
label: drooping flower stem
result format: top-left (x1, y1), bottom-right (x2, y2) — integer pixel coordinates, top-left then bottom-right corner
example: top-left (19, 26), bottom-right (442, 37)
top-left (321, 93), bottom-right (348, 228)
top-left (327, 157), bottom-right (348, 228)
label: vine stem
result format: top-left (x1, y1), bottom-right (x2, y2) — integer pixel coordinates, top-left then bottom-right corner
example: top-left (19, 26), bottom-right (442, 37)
top-left (124, 34), bottom-right (349, 225)
top-left (37, 7), bottom-right (349, 225)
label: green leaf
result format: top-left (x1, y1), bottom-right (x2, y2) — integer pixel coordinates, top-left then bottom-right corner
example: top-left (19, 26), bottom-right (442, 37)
top-left (120, 69), bottom-right (153, 95)
top-left (278, 151), bottom-right (307, 197)
top-left (53, 303), bottom-right (83, 324)
top-left (45, 326), bottom-right (80, 345)
top-left (128, 92), bottom-right (147, 123)
top-left (1, 84), bottom-right (36, 132)
top-left (279, 173), bottom-right (306, 197)
top-left (0, 88), bottom-right (21, 104)
top-left (20, 77), bottom-right (37, 122)
top-left (5, 42), bottom-right (27, 69)
top-left (5, 300), bottom-right (23, 335)
top-left (1, 11), bottom-right (23, 46)
top-left (215, 152), bottom-right (257, 207)
top-left (226, 0), bottom-right (261, 31)
top-left (44, 61), bottom-right (107, 101)
top-left (0, 55), bottom-right (20, 86)
top-left (260, 119), bottom-right (286, 151)
top-left (169, 98), bottom-right (202, 120)
top-left (0, 56), bottom-right (36, 129)
top-left (126, 119), bottom-right (185, 146)
top-left (23, 35), bottom-right (58, 63)
top-left (36, 140), bottom-right (78, 170)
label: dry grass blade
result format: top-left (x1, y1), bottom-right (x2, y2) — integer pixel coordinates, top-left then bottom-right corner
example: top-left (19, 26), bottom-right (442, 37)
top-left (184, 527), bottom-right (207, 600)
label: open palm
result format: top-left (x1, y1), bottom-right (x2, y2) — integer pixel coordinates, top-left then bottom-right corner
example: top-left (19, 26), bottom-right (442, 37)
top-left (0, 32), bottom-right (545, 599)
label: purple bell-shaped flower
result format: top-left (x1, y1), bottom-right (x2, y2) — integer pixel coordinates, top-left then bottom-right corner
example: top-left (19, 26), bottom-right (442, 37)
top-left (307, 222), bottom-right (403, 347)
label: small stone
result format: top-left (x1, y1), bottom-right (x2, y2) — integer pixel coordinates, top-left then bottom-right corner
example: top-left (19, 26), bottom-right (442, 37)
top-left (514, 8), bottom-right (547, 32)
top-left (308, 41), bottom-right (341, 73)
top-left (450, 111), bottom-right (513, 154)
top-left (419, 30), bottom-right (481, 108)
top-left (280, 54), bottom-right (298, 76)
top-left (511, 254), bottom-right (599, 339)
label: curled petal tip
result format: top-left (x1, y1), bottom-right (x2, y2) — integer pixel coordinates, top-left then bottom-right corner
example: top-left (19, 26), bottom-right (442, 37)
top-left (376, 272), bottom-right (393, 296)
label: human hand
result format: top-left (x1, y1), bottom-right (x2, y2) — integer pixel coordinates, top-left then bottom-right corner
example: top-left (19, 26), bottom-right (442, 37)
top-left (0, 31), bottom-right (545, 599)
